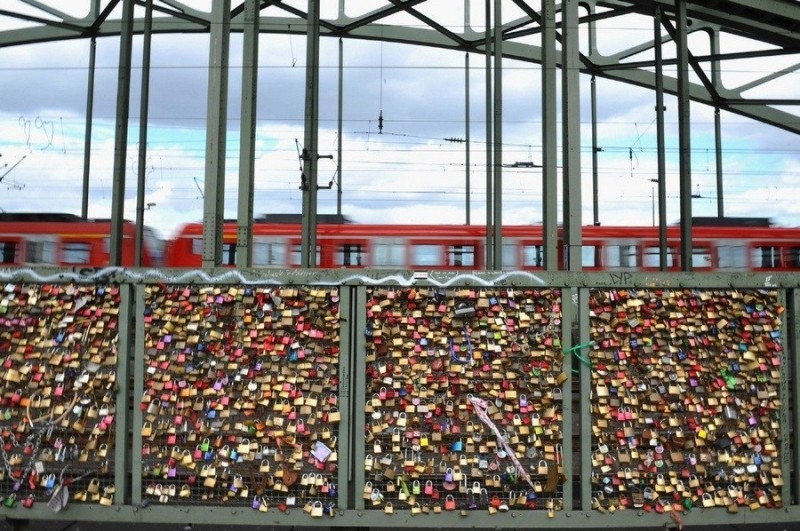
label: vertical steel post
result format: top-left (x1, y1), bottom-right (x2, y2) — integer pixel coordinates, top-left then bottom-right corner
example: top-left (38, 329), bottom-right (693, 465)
top-left (237, 0), bottom-right (260, 268)
top-left (492, 0), bottom-right (503, 270)
top-left (484, 0), bottom-right (494, 269)
top-left (337, 37), bottom-right (344, 218)
top-left (301, 0), bottom-right (321, 268)
top-left (202, 0), bottom-right (231, 268)
top-left (114, 284), bottom-right (133, 504)
top-left (109, 0), bottom-right (133, 266)
top-left (135, 0), bottom-right (153, 267)
top-left (352, 286), bottom-right (368, 509)
top-left (655, 7), bottom-right (668, 271)
top-left (562, 0), bottom-right (581, 272)
top-left (465, 52), bottom-right (471, 226)
top-left (560, 288), bottom-right (574, 511)
top-left (676, 0), bottom-right (693, 271)
top-left (578, 288), bottom-right (592, 510)
top-left (542, 0), bottom-right (557, 271)
top-left (337, 286), bottom-right (355, 510)
top-left (588, 4), bottom-right (599, 228)
top-left (711, 29), bottom-right (724, 218)
top-left (81, 34), bottom-right (96, 220)
top-left (591, 75), bottom-right (599, 227)
top-left (784, 289), bottom-right (796, 505)
top-left (131, 285), bottom-right (146, 506)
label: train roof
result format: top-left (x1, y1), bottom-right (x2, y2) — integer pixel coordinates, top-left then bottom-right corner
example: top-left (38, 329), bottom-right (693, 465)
top-left (689, 216), bottom-right (772, 227)
top-left (0, 212), bottom-right (85, 222)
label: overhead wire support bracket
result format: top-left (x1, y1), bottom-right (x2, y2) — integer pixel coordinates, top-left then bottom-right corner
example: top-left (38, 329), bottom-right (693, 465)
top-left (296, 139), bottom-right (334, 191)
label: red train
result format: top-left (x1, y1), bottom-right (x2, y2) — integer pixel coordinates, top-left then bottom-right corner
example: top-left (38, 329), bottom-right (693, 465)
top-left (2, 213), bottom-right (799, 272)
top-left (164, 214), bottom-right (800, 271)
top-left (0, 213), bottom-right (163, 267)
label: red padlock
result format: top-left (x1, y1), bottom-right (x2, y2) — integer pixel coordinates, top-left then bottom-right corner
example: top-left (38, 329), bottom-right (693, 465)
top-left (22, 494), bottom-right (34, 508)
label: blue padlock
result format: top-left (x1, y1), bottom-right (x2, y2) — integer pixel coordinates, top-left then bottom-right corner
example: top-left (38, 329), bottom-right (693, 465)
top-left (451, 439), bottom-right (463, 452)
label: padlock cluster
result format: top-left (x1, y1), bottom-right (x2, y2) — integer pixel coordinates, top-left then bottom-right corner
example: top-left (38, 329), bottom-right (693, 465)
top-left (363, 287), bottom-right (566, 516)
top-left (589, 288), bottom-right (785, 513)
top-left (141, 285), bottom-right (340, 514)
top-left (0, 283), bottom-right (119, 510)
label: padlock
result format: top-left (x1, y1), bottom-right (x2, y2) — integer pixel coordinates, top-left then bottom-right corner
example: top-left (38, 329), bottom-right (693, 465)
top-left (4, 494), bottom-right (16, 508)
top-left (22, 494), bottom-right (34, 509)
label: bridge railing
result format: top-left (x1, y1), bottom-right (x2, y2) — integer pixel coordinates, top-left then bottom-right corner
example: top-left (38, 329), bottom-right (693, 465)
top-left (0, 266), bottom-right (796, 528)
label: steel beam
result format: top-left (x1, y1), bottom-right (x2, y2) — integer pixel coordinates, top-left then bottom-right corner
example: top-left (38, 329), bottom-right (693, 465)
top-left (655, 6), bottom-right (668, 271)
top-left (562, 0), bottom-right (582, 272)
top-left (135, 0), bottom-right (153, 268)
top-left (300, 0), bottom-right (321, 268)
top-left (236, 0), bottom-right (260, 268)
top-left (109, 0), bottom-right (133, 266)
top-left (492, 0), bottom-right (503, 270)
top-left (676, 0), bottom-right (693, 271)
top-left (201, 0), bottom-right (231, 268)
top-left (81, 35), bottom-right (96, 220)
top-left (484, 0), bottom-right (493, 270)
top-left (542, 0), bottom-right (558, 271)
top-left (337, 37), bottom-right (344, 218)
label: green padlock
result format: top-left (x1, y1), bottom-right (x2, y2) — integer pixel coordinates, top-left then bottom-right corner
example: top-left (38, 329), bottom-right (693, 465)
top-left (4, 493), bottom-right (16, 508)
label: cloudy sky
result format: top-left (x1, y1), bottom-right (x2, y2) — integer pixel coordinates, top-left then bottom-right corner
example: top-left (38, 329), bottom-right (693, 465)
top-left (0, 1), bottom-right (798, 239)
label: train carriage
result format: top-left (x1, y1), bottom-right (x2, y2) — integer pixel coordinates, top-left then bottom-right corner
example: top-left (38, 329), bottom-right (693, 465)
top-left (0, 213), bottom-right (162, 267)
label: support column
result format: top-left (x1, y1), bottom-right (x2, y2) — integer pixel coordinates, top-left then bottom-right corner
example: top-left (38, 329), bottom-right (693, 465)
top-left (135, 0), bottom-right (153, 267)
top-left (542, 0), bottom-right (557, 271)
top-left (676, 0), bottom-right (693, 271)
top-left (655, 7), bottom-right (668, 271)
top-left (492, 0), bottom-right (503, 270)
top-left (590, 75), bottom-right (599, 226)
top-left (202, 0), bottom-right (231, 268)
top-left (109, 0), bottom-right (133, 266)
top-left (562, 0), bottom-right (582, 272)
top-left (237, 0), bottom-right (260, 268)
top-left (465, 51), bottom-right (471, 225)
top-left (711, 29), bottom-right (724, 218)
top-left (337, 37), bottom-right (344, 218)
top-left (301, 0), bottom-right (321, 268)
top-left (81, 35), bottom-right (96, 220)
top-left (484, 0), bottom-right (494, 269)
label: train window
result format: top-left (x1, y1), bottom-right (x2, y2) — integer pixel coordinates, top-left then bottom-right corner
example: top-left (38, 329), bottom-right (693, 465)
top-left (643, 247), bottom-right (675, 268)
top-left (61, 242), bottom-right (92, 264)
top-left (412, 244), bottom-right (440, 267)
top-left (582, 246), bottom-right (597, 268)
top-left (502, 243), bottom-right (517, 268)
top-left (606, 245), bottom-right (639, 268)
top-left (717, 245), bottom-right (747, 269)
top-left (190, 239), bottom-right (238, 265)
top-left (253, 241), bottom-right (285, 266)
top-left (0, 241), bottom-right (17, 264)
top-left (373, 242), bottom-right (404, 267)
top-left (290, 245), bottom-right (320, 266)
top-left (752, 246), bottom-right (780, 269)
top-left (521, 245), bottom-right (544, 267)
top-left (788, 248), bottom-right (800, 268)
top-left (447, 245), bottom-right (474, 267)
top-left (336, 244), bottom-right (364, 266)
top-left (25, 240), bottom-right (56, 264)
top-left (692, 247), bottom-right (712, 268)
